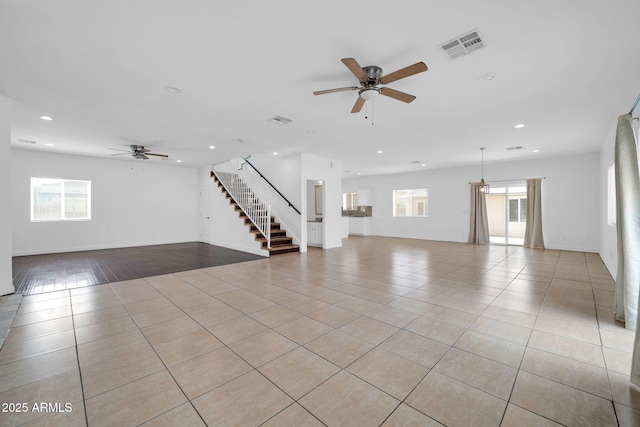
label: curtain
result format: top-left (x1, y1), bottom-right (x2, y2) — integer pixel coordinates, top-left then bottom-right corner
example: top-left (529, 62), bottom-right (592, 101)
top-left (612, 114), bottom-right (640, 387)
top-left (468, 182), bottom-right (489, 244)
top-left (614, 113), bottom-right (640, 331)
top-left (523, 178), bottom-right (545, 249)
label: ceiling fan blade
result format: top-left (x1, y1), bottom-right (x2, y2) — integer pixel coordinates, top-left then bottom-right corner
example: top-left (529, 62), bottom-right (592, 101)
top-left (380, 87), bottom-right (417, 103)
top-left (110, 153), bottom-right (131, 156)
top-left (146, 153), bottom-right (169, 158)
top-left (351, 96), bottom-right (366, 113)
top-left (108, 148), bottom-right (132, 152)
top-left (141, 154), bottom-right (149, 160)
top-left (139, 148), bottom-right (151, 153)
top-left (341, 58), bottom-right (368, 82)
top-left (380, 62), bottom-right (428, 84)
top-left (313, 86), bottom-right (359, 95)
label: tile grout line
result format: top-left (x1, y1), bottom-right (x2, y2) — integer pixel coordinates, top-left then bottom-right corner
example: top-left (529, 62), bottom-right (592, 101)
top-left (69, 291), bottom-right (91, 427)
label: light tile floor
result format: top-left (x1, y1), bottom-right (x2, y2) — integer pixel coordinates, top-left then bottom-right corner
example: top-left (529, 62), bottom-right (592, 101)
top-left (0, 237), bottom-right (639, 426)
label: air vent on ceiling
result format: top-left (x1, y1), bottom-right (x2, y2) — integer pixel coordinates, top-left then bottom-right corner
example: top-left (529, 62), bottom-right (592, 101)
top-left (268, 116), bottom-right (293, 125)
top-left (507, 146), bottom-right (523, 151)
top-left (17, 138), bottom-right (37, 144)
top-left (409, 160), bottom-right (421, 164)
top-left (439, 29), bottom-right (486, 60)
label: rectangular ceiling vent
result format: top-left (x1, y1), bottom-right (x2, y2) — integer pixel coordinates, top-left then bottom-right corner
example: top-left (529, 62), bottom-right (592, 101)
top-left (268, 116), bottom-right (293, 126)
top-left (507, 146), bottom-right (523, 151)
top-left (439, 29), bottom-right (486, 60)
top-left (17, 138), bottom-right (37, 144)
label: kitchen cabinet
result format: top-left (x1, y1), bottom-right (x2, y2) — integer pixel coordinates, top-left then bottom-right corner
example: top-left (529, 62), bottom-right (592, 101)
top-left (349, 217), bottom-right (371, 236)
top-left (307, 222), bottom-right (323, 247)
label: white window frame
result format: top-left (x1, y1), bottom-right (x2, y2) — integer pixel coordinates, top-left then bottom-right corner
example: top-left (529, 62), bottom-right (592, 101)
top-left (342, 192), bottom-right (358, 210)
top-left (393, 188), bottom-right (428, 217)
top-left (607, 163), bottom-right (616, 226)
top-left (508, 197), bottom-right (527, 223)
top-left (30, 177), bottom-right (92, 222)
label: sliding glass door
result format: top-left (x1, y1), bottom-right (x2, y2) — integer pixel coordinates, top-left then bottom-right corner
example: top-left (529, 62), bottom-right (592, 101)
top-left (486, 183), bottom-right (527, 245)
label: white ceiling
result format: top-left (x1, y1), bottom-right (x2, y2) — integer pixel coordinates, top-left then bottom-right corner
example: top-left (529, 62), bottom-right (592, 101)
top-left (1, 0), bottom-right (640, 176)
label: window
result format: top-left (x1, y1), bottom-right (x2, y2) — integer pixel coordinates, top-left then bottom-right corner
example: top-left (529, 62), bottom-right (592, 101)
top-left (393, 188), bottom-right (428, 217)
top-left (343, 192), bottom-right (358, 210)
top-left (608, 163), bottom-right (616, 226)
top-left (31, 177), bottom-right (91, 221)
top-left (509, 198), bottom-right (527, 222)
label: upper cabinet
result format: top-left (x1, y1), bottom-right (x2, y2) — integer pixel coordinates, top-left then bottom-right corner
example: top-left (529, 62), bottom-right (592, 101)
top-left (357, 189), bottom-right (371, 206)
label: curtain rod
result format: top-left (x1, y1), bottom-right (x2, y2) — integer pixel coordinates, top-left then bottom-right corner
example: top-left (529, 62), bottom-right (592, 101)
top-left (630, 93), bottom-right (640, 115)
top-left (468, 177), bottom-right (546, 184)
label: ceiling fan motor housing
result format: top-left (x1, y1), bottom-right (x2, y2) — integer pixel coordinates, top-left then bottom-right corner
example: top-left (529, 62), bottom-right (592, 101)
top-left (362, 66), bottom-right (383, 85)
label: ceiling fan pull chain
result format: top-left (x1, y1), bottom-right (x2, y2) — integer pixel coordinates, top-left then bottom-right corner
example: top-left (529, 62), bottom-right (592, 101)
top-left (372, 101), bottom-right (375, 126)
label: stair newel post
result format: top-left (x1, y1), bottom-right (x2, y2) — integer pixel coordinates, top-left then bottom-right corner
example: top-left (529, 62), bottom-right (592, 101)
top-left (267, 203), bottom-right (271, 249)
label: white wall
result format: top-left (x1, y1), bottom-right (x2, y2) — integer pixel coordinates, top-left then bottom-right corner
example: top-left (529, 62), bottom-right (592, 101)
top-left (242, 153), bottom-right (302, 210)
top-left (0, 96), bottom-right (13, 295)
top-left (343, 152), bottom-right (601, 252)
top-left (197, 167), bottom-right (266, 257)
top-left (12, 149), bottom-right (199, 255)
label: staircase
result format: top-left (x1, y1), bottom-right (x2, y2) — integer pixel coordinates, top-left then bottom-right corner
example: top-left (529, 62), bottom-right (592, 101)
top-left (212, 172), bottom-right (299, 256)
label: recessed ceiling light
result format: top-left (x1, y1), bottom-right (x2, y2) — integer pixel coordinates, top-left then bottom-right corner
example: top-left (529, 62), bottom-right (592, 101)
top-left (208, 145), bottom-right (215, 149)
top-left (272, 152), bottom-right (278, 155)
top-left (479, 74), bottom-right (495, 81)
top-left (357, 172), bottom-right (362, 175)
top-left (421, 164), bottom-right (427, 167)
top-left (307, 130), bottom-right (317, 134)
top-left (45, 143), bottom-right (54, 147)
top-left (40, 116), bottom-right (53, 121)
top-left (176, 159), bottom-right (182, 163)
top-left (377, 150), bottom-right (383, 154)
top-left (166, 86), bottom-right (182, 94)
top-left (514, 123), bottom-right (526, 129)
top-left (532, 149), bottom-right (540, 153)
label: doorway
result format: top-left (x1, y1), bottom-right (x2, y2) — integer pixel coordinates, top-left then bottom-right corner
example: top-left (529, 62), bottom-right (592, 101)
top-left (306, 179), bottom-right (324, 249)
top-left (486, 183), bottom-right (527, 245)
top-left (198, 185), bottom-right (212, 243)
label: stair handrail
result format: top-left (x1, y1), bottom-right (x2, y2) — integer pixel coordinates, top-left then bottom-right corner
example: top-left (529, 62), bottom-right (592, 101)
top-left (241, 156), bottom-right (301, 215)
top-left (212, 166), bottom-right (271, 249)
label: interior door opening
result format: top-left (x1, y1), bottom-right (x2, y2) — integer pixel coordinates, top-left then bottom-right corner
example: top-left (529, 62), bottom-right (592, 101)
top-left (486, 183), bottom-right (526, 245)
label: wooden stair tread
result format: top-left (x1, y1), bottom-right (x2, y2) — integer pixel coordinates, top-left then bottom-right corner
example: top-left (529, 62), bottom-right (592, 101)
top-left (256, 235), bottom-right (291, 241)
top-left (212, 172), bottom-right (299, 257)
top-left (267, 244), bottom-right (300, 254)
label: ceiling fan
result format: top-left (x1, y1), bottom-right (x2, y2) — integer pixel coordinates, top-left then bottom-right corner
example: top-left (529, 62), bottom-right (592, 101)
top-left (313, 58), bottom-right (428, 113)
top-left (109, 145), bottom-right (168, 160)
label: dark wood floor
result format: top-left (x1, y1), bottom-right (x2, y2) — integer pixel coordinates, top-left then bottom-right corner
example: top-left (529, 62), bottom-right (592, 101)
top-left (12, 242), bottom-right (264, 295)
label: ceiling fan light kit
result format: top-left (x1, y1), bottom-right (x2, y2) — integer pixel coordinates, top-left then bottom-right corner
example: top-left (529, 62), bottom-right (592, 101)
top-left (313, 57), bottom-right (428, 114)
top-left (359, 88), bottom-right (379, 101)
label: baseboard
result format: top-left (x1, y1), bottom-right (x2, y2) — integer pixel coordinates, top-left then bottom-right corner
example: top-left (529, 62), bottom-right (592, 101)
top-left (601, 252), bottom-right (617, 280)
top-left (12, 238), bottom-right (199, 257)
top-left (209, 240), bottom-right (269, 257)
top-left (544, 244), bottom-right (599, 253)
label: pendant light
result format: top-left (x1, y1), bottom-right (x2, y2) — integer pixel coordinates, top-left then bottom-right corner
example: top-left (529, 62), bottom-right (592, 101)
top-left (479, 147), bottom-right (489, 193)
